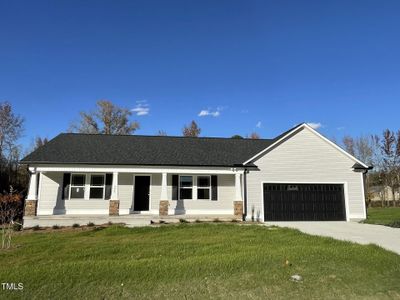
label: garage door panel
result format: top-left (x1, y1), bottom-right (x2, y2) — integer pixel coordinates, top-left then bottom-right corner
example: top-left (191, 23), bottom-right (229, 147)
top-left (263, 183), bottom-right (346, 221)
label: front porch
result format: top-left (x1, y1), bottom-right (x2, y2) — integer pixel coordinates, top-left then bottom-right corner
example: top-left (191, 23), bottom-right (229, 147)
top-left (23, 165), bottom-right (245, 227)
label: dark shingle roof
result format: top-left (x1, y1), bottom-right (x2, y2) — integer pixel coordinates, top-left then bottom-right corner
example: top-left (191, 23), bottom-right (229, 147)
top-left (21, 134), bottom-right (278, 167)
top-left (21, 124), bottom-right (306, 167)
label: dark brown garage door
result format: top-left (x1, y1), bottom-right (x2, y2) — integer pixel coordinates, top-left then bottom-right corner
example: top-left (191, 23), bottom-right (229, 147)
top-left (263, 183), bottom-right (346, 221)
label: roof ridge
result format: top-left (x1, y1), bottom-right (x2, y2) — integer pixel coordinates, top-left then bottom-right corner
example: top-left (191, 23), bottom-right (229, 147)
top-left (60, 132), bottom-right (274, 141)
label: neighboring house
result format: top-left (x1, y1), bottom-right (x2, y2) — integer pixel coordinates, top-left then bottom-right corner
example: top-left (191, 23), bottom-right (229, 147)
top-left (369, 185), bottom-right (399, 202)
top-left (21, 123), bottom-right (370, 227)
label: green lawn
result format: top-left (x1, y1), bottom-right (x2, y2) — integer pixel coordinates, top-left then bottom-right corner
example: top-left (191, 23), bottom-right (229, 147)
top-left (1, 224), bottom-right (400, 299)
top-left (364, 207), bottom-right (400, 226)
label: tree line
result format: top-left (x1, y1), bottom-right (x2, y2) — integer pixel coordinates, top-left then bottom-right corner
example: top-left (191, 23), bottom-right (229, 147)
top-left (342, 131), bottom-right (400, 206)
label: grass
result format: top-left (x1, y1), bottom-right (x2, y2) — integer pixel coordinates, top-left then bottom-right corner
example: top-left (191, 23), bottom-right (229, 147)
top-left (1, 224), bottom-right (400, 299)
top-left (364, 207), bottom-right (400, 227)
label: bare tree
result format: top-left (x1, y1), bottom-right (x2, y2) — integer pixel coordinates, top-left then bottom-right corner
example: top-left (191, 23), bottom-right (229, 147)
top-left (157, 130), bottom-right (167, 136)
top-left (70, 100), bottom-right (140, 135)
top-left (380, 129), bottom-right (400, 205)
top-left (249, 132), bottom-right (260, 139)
top-left (34, 137), bottom-right (48, 150)
top-left (182, 121), bottom-right (201, 137)
top-left (0, 102), bottom-right (24, 192)
top-left (342, 136), bottom-right (355, 156)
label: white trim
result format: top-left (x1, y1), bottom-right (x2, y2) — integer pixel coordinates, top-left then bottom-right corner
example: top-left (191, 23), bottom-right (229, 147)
top-left (167, 209), bottom-right (233, 215)
top-left (259, 181), bottom-right (349, 222)
top-left (179, 175), bottom-right (194, 200)
top-left (196, 175), bottom-right (211, 200)
top-left (244, 124), bottom-right (369, 168)
top-left (360, 173), bottom-right (367, 219)
top-left (32, 165), bottom-right (235, 174)
top-left (133, 174), bottom-right (152, 212)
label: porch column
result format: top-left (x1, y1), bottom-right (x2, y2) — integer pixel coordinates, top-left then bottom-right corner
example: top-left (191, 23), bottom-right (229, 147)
top-left (159, 172), bottom-right (169, 216)
top-left (109, 172), bottom-right (119, 216)
top-left (234, 172), bottom-right (243, 219)
top-left (235, 173), bottom-right (243, 201)
top-left (25, 171), bottom-right (39, 216)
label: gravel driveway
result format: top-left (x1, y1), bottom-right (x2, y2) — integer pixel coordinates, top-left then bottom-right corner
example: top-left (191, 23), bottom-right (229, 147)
top-left (265, 221), bottom-right (400, 255)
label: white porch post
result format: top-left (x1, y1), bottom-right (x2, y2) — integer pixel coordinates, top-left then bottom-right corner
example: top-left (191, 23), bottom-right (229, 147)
top-left (159, 172), bottom-right (169, 216)
top-left (25, 170), bottom-right (39, 216)
top-left (234, 172), bottom-right (243, 220)
top-left (110, 172), bottom-right (119, 200)
top-left (109, 172), bottom-right (120, 216)
top-left (235, 172), bottom-right (243, 201)
top-left (27, 171), bottom-right (38, 200)
top-left (161, 172), bottom-right (168, 200)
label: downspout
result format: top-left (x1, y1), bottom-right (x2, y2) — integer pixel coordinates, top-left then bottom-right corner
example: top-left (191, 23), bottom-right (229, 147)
top-left (243, 168), bottom-right (248, 221)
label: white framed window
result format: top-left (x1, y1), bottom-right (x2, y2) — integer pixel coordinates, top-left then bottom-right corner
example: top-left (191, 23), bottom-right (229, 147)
top-left (197, 175), bottom-right (211, 200)
top-left (70, 174), bottom-right (85, 199)
top-left (89, 174), bottom-right (105, 199)
top-left (179, 176), bottom-right (193, 200)
top-left (69, 173), bottom-right (106, 200)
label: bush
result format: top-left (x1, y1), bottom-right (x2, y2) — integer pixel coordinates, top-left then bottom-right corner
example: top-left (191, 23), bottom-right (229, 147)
top-left (195, 219), bottom-right (201, 223)
top-left (387, 220), bottom-right (400, 228)
top-left (32, 225), bottom-right (40, 231)
top-left (72, 223), bottom-right (80, 228)
top-left (13, 223), bottom-right (22, 231)
top-left (213, 218), bottom-right (221, 223)
top-left (179, 218), bottom-right (189, 223)
top-left (231, 219), bottom-right (238, 223)
top-left (87, 222), bottom-right (95, 227)
top-left (107, 221), bottom-right (113, 225)
top-left (52, 225), bottom-right (60, 229)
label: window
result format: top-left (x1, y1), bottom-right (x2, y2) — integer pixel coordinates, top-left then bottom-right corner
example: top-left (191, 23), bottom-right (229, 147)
top-left (70, 174), bottom-right (85, 199)
top-left (89, 174), bottom-right (105, 199)
top-left (179, 176), bottom-right (193, 200)
top-left (197, 176), bottom-right (211, 200)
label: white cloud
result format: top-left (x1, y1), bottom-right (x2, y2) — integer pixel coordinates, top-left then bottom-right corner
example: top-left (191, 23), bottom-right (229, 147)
top-left (337, 126), bottom-right (345, 131)
top-left (307, 122), bottom-right (323, 129)
top-left (198, 108), bottom-right (221, 117)
top-left (256, 121), bottom-right (262, 128)
top-left (131, 100), bottom-right (150, 116)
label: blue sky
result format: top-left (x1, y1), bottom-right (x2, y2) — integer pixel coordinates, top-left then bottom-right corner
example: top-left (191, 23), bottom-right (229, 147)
top-left (1, 0), bottom-right (400, 148)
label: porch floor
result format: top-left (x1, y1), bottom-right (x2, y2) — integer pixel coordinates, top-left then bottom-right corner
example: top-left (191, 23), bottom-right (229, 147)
top-left (23, 214), bottom-right (237, 228)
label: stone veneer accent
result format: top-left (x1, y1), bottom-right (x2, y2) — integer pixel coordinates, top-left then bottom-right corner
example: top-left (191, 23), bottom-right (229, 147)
top-left (159, 200), bottom-right (169, 216)
top-left (109, 200), bottom-right (120, 216)
top-left (24, 200), bottom-right (37, 216)
top-left (234, 201), bottom-right (243, 219)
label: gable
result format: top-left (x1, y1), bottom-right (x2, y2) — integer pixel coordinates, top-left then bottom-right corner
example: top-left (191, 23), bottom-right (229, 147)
top-left (249, 125), bottom-right (368, 169)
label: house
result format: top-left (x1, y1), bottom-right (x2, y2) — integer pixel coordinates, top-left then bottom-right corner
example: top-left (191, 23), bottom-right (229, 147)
top-left (21, 123), bottom-right (370, 227)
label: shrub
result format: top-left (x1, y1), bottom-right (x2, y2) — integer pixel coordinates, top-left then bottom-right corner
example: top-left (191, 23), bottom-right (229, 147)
top-left (87, 222), bottom-right (95, 227)
top-left (13, 222), bottom-right (22, 231)
top-left (179, 218), bottom-right (189, 223)
top-left (32, 225), bottom-right (40, 231)
top-left (213, 218), bottom-right (221, 223)
top-left (231, 219), bottom-right (238, 223)
top-left (107, 221), bottom-right (113, 225)
top-left (52, 225), bottom-right (60, 229)
top-left (195, 219), bottom-right (201, 223)
top-left (387, 220), bottom-right (400, 228)
top-left (72, 223), bottom-right (80, 228)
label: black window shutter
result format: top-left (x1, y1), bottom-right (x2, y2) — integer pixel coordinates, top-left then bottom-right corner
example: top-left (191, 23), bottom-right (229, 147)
top-left (172, 175), bottom-right (179, 200)
top-left (211, 175), bottom-right (218, 201)
top-left (105, 173), bottom-right (113, 200)
top-left (62, 173), bottom-right (71, 200)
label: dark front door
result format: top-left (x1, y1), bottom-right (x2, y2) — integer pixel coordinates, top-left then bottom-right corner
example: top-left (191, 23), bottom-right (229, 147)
top-left (263, 183), bottom-right (346, 221)
top-left (134, 176), bottom-right (150, 211)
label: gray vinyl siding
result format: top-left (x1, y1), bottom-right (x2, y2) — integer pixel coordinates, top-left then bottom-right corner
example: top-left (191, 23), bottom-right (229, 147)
top-left (246, 127), bottom-right (365, 221)
top-left (37, 172), bottom-right (235, 215)
top-left (163, 174), bottom-right (235, 213)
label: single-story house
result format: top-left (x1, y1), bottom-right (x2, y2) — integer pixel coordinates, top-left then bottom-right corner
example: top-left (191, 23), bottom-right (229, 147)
top-left (21, 123), bottom-right (370, 227)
